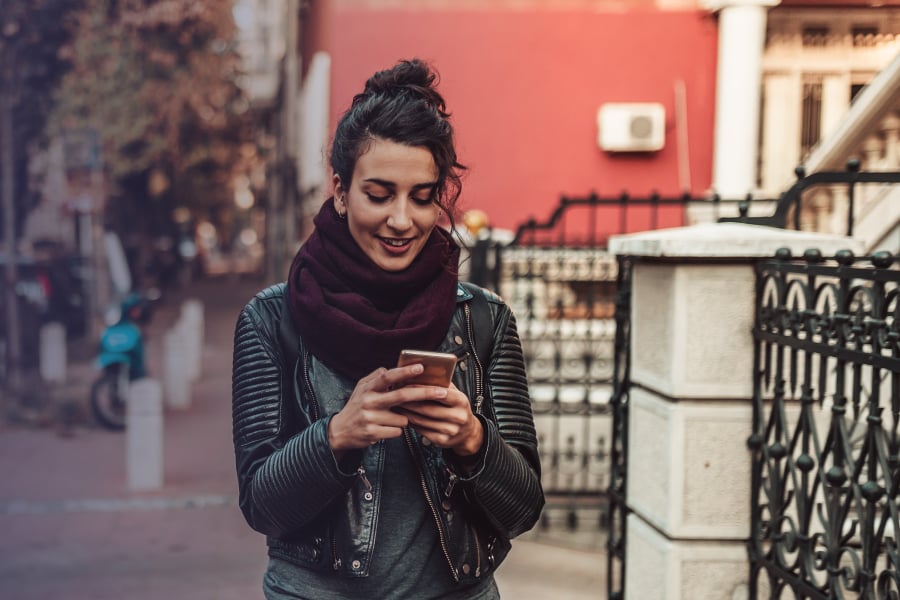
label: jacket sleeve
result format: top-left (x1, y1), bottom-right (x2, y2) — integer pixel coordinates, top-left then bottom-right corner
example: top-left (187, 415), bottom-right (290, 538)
top-left (231, 289), bottom-right (360, 538)
top-left (457, 303), bottom-right (545, 539)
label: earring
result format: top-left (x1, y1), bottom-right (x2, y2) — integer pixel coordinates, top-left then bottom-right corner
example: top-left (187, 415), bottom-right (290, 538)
top-left (334, 198), bottom-right (347, 220)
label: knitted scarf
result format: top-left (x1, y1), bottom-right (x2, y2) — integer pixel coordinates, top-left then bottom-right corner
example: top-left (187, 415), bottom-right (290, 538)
top-left (287, 199), bottom-right (460, 381)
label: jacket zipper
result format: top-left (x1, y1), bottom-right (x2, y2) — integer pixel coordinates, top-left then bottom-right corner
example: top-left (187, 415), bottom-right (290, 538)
top-left (300, 349), bottom-right (321, 422)
top-left (469, 523), bottom-right (482, 577)
top-left (301, 349), bottom-right (339, 568)
top-left (463, 304), bottom-right (485, 414)
top-left (404, 427), bottom-right (459, 582)
top-left (358, 466), bottom-right (372, 491)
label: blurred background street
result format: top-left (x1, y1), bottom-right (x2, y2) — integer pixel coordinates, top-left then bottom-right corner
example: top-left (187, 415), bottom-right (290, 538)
top-left (0, 274), bottom-right (604, 600)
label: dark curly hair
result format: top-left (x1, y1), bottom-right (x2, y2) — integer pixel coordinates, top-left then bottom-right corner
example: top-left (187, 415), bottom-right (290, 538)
top-left (330, 58), bottom-right (466, 220)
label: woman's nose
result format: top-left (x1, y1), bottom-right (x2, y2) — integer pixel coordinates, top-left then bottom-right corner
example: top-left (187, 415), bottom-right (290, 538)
top-left (386, 200), bottom-right (412, 230)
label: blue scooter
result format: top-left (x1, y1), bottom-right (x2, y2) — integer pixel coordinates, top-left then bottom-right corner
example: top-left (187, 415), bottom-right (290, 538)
top-left (90, 293), bottom-right (153, 430)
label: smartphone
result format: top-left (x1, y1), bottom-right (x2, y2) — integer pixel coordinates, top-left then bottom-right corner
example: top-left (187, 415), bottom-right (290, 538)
top-left (396, 349), bottom-right (458, 387)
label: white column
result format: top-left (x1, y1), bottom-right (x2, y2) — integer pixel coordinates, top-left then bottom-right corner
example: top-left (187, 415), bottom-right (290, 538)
top-left (760, 72), bottom-right (801, 193)
top-left (821, 73), bottom-right (851, 141)
top-left (703, 0), bottom-right (780, 199)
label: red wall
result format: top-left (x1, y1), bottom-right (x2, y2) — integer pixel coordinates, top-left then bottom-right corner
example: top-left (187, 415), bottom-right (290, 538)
top-left (328, 8), bottom-right (718, 233)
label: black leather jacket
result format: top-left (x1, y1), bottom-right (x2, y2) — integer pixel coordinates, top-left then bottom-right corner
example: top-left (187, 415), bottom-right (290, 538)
top-left (231, 282), bottom-right (544, 585)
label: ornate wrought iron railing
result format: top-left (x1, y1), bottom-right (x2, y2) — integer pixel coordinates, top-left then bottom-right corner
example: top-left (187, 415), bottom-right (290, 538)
top-left (749, 248), bottom-right (900, 598)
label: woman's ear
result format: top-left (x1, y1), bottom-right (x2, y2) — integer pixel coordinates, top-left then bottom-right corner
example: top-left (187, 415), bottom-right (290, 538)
top-left (333, 175), bottom-right (347, 214)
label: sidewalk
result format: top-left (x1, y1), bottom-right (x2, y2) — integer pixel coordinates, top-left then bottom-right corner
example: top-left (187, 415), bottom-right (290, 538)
top-left (0, 276), bottom-right (604, 599)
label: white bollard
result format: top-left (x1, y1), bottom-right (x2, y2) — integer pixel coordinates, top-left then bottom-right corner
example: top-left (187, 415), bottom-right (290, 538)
top-left (126, 378), bottom-right (164, 491)
top-left (39, 322), bottom-right (67, 383)
top-left (180, 299), bottom-right (204, 382)
top-left (163, 329), bottom-right (191, 410)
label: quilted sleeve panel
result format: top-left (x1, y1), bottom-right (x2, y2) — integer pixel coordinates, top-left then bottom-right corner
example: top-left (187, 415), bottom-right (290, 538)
top-left (231, 286), bottom-right (357, 538)
top-left (461, 302), bottom-right (544, 539)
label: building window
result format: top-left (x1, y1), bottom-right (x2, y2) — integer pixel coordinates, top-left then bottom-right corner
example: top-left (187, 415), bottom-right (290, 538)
top-left (852, 25), bottom-right (879, 47)
top-left (802, 25), bottom-right (830, 47)
top-left (801, 79), bottom-right (823, 157)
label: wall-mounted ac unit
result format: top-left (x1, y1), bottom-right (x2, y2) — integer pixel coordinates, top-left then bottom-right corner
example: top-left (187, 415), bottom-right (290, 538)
top-left (597, 103), bottom-right (665, 152)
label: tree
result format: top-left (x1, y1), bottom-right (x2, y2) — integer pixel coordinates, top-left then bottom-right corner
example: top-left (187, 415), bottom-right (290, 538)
top-left (46, 0), bottom-right (254, 242)
top-left (0, 0), bottom-right (83, 237)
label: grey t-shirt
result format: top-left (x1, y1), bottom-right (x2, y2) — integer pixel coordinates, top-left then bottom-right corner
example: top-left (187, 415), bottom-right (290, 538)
top-left (262, 437), bottom-right (499, 600)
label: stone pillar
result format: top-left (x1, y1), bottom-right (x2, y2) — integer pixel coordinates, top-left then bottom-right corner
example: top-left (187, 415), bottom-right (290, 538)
top-left (38, 322), bottom-right (66, 384)
top-left (127, 378), bottom-right (164, 491)
top-left (702, 0), bottom-right (780, 199)
top-left (608, 222), bottom-right (864, 599)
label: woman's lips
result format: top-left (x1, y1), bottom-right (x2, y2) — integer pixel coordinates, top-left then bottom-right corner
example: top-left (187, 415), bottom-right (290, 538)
top-left (379, 237), bottom-right (414, 254)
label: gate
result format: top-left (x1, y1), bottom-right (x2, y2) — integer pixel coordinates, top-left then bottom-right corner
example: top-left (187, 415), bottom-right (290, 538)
top-left (748, 249), bottom-right (900, 597)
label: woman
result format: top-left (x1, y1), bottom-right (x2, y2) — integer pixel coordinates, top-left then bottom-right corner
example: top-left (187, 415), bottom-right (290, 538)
top-left (232, 58), bottom-right (544, 599)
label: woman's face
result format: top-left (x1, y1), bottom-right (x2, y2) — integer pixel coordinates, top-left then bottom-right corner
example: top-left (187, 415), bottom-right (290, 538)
top-left (334, 138), bottom-right (441, 272)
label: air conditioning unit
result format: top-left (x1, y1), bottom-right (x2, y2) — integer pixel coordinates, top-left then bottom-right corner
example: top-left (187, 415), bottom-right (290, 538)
top-left (597, 103), bottom-right (665, 152)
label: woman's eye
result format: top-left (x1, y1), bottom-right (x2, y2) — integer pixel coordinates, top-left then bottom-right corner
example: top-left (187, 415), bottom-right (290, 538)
top-left (413, 196), bottom-right (433, 206)
top-left (366, 193), bottom-right (390, 203)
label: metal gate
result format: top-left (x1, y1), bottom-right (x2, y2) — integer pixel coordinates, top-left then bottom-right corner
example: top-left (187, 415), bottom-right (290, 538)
top-left (748, 249), bottom-right (900, 597)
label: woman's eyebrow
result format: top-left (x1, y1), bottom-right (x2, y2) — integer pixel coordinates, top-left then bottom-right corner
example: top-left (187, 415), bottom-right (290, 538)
top-left (362, 178), bottom-right (437, 190)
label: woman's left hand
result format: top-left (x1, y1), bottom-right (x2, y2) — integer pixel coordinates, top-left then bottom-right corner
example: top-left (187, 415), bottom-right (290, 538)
top-left (393, 383), bottom-right (484, 457)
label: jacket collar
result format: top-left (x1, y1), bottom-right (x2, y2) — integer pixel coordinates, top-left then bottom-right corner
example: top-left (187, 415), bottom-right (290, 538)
top-left (455, 282), bottom-right (473, 303)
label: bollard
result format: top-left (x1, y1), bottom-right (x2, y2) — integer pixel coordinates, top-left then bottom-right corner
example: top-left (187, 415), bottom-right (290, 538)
top-left (126, 378), bottom-right (163, 491)
top-left (163, 329), bottom-right (191, 410)
top-left (39, 322), bottom-right (67, 383)
top-left (180, 299), bottom-right (204, 382)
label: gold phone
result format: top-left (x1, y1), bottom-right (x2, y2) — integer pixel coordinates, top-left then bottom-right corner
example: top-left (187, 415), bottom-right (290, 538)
top-left (397, 349), bottom-right (458, 387)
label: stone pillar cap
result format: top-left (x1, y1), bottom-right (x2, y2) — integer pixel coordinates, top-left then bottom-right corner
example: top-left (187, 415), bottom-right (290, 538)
top-left (609, 222), bottom-right (864, 259)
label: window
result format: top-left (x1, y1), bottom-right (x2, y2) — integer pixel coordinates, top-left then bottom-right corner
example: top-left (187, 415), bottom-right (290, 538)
top-left (801, 79), bottom-right (823, 157)
top-left (852, 25), bottom-right (879, 47)
top-left (802, 25), bottom-right (830, 47)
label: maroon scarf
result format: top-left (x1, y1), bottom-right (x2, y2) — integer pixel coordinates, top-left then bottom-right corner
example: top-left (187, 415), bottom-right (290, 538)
top-left (287, 199), bottom-right (460, 381)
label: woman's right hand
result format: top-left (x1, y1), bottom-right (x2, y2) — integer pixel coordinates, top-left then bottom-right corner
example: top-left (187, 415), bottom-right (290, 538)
top-left (327, 363), bottom-right (449, 455)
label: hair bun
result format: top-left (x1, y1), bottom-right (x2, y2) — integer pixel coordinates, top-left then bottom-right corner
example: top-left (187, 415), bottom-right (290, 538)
top-left (363, 58), bottom-right (447, 114)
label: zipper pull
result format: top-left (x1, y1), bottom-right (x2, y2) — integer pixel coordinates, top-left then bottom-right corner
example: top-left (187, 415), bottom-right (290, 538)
top-left (444, 471), bottom-right (459, 497)
top-left (357, 466), bottom-right (372, 491)
top-left (474, 395), bottom-right (484, 414)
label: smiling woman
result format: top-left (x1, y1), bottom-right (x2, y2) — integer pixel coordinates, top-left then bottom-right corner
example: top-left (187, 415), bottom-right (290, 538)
top-left (231, 58), bottom-right (544, 600)
top-left (334, 140), bottom-right (440, 272)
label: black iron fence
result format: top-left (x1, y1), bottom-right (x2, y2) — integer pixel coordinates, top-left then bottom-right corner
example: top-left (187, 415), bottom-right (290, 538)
top-left (470, 165), bottom-right (899, 598)
top-left (748, 249), bottom-right (900, 598)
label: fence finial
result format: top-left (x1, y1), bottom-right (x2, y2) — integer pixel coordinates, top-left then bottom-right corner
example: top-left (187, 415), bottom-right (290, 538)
top-left (871, 251), bottom-right (894, 269)
top-left (835, 249), bottom-right (855, 265)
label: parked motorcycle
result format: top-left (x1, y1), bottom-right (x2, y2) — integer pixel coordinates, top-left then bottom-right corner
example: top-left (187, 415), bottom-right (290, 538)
top-left (90, 292), bottom-right (155, 430)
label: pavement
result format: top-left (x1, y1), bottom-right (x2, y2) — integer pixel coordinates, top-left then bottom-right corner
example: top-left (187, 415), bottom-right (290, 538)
top-left (0, 275), bottom-right (605, 600)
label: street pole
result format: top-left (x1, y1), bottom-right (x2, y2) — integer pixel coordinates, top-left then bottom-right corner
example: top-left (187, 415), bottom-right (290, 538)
top-left (1, 39), bottom-right (21, 391)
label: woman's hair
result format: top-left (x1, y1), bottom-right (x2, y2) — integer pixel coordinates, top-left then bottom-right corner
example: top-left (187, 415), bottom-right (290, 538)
top-left (330, 58), bottom-right (466, 221)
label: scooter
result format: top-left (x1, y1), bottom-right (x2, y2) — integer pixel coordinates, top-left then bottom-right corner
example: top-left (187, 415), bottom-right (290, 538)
top-left (90, 293), bottom-right (154, 430)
